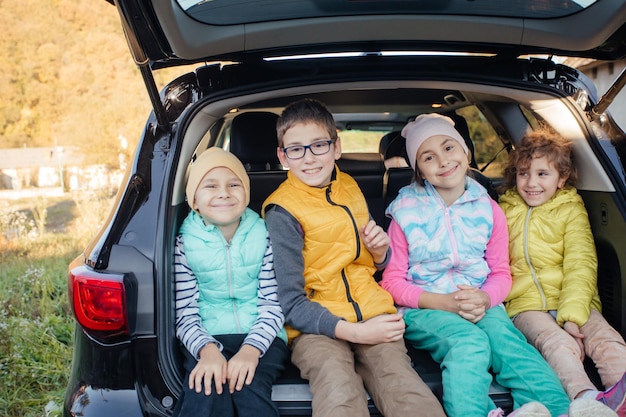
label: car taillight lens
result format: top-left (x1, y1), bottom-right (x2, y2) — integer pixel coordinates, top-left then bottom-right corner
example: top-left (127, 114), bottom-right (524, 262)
top-left (69, 266), bottom-right (128, 333)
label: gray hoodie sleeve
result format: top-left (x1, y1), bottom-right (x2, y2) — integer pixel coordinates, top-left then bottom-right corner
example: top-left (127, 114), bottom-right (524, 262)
top-left (264, 205), bottom-right (341, 338)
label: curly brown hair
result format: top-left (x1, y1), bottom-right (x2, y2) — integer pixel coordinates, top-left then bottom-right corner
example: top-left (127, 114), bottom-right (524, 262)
top-left (501, 128), bottom-right (577, 192)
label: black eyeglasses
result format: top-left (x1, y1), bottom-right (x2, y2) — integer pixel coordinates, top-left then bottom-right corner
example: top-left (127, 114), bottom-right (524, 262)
top-left (282, 139), bottom-right (335, 160)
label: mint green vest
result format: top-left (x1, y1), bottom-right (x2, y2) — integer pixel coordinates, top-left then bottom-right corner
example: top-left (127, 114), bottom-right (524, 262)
top-left (180, 208), bottom-right (266, 336)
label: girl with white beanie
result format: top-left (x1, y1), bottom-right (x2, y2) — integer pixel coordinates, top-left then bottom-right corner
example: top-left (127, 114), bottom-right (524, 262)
top-left (381, 114), bottom-right (615, 417)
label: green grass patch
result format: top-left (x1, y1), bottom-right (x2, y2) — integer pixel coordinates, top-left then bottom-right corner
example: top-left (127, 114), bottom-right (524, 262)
top-left (0, 191), bottom-right (115, 417)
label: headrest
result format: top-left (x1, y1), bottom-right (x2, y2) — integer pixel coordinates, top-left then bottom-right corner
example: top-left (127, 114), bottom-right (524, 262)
top-left (229, 112), bottom-right (281, 171)
top-left (382, 134), bottom-right (410, 166)
top-left (379, 130), bottom-right (401, 155)
top-left (337, 153), bottom-right (385, 175)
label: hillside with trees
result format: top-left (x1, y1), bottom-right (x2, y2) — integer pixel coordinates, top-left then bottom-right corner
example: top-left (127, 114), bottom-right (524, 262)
top-left (0, 0), bottom-right (179, 168)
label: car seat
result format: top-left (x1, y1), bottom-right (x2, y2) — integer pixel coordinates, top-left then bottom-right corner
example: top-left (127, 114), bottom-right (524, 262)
top-left (229, 111), bottom-right (282, 171)
top-left (228, 111), bottom-right (287, 213)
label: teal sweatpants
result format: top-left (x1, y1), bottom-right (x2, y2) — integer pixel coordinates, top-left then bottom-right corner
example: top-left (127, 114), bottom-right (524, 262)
top-left (403, 305), bottom-right (569, 417)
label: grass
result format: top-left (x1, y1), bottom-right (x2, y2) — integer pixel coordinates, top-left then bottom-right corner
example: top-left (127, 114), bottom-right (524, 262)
top-left (0, 191), bottom-right (116, 417)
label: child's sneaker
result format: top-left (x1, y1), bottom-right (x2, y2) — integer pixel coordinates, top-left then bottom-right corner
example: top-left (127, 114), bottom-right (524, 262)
top-left (507, 402), bottom-right (550, 417)
top-left (596, 372), bottom-right (626, 416)
top-left (569, 398), bottom-right (618, 417)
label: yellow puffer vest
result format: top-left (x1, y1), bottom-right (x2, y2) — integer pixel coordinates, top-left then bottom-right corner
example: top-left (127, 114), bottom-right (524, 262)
top-left (263, 167), bottom-right (396, 340)
top-left (500, 187), bottom-right (601, 327)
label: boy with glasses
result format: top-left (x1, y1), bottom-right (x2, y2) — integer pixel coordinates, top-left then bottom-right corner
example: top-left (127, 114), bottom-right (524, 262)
top-left (261, 99), bottom-right (445, 417)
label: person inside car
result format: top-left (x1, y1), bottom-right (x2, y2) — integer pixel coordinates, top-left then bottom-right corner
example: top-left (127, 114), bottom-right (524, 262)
top-left (380, 113), bottom-right (616, 417)
top-left (500, 129), bottom-right (626, 416)
top-left (173, 147), bottom-right (289, 417)
top-left (262, 99), bottom-right (446, 417)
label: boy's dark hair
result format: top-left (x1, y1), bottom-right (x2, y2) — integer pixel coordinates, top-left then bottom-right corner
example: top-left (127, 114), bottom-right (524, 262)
top-left (501, 128), bottom-right (577, 191)
top-left (276, 99), bottom-right (338, 147)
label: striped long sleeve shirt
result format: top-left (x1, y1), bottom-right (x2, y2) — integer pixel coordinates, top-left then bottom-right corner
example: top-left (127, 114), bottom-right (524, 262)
top-left (174, 233), bottom-right (285, 359)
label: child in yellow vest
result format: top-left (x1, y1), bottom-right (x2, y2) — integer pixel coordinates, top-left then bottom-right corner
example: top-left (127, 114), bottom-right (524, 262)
top-left (262, 99), bottom-right (445, 417)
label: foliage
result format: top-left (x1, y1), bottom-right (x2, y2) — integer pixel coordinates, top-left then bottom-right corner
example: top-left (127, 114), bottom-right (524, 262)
top-left (0, 202), bottom-right (38, 241)
top-left (0, 0), bottom-right (191, 411)
top-left (457, 105), bottom-right (509, 177)
top-left (31, 198), bottom-right (48, 236)
top-left (0, 193), bottom-right (114, 417)
top-left (0, 0), bottom-right (188, 169)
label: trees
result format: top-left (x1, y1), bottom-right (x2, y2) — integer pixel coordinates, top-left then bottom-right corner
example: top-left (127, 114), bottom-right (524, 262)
top-left (0, 0), bottom-right (152, 168)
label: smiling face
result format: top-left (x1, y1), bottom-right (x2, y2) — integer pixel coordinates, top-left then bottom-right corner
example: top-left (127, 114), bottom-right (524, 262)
top-left (277, 122), bottom-right (342, 188)
top-left (193, 166), bottom-right (247, 240)
top-left (415, 135), bottom-right (469, 205)
top-left (516, 155), bottom-right (567, 207)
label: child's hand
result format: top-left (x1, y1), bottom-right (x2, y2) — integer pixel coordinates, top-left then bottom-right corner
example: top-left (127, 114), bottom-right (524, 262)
top-left (360, 220), bottom-right (390, 264)
top-left (455, 285), bottom-right (490, 323)
top-left (190, 342), bottom-right (227, 395)
top-left (227, 344), bottom-right (261, 393)
top-left (336, 313), bottom-right (405, 344)
top-left (564, 321), bottom-right (585, 361)
top-left (457, 305), bottom-right (486, 323)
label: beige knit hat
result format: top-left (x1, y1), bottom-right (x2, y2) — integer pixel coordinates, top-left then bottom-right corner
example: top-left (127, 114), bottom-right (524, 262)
top-left (185, 147), bottom-right (250, 211)
top-left (402, 113), bottom-right (469, 170)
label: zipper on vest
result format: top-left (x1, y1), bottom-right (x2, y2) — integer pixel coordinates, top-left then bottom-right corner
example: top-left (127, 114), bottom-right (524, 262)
top-left (325, 185), bottom-right (361, 259)
top-left (442, 205), bottom-right (460, 290)
top-left (326, 184), bottom-right (363, 322)
top-left (341, 270), bottom-right (363, 321)
top-left (524, 207), bottom-right (547, 310)
top-left (225, 241), bottom-right (242, 332)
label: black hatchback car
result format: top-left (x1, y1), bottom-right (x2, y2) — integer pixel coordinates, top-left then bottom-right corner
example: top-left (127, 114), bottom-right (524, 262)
top-left (64, 1), bottom-right (626, 416)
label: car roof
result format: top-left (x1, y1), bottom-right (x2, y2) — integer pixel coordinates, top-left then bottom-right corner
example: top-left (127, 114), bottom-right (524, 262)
top-left (112, 0), bottom-right (626, 68)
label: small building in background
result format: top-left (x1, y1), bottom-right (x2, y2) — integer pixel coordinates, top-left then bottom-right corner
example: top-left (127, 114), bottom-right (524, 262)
top-left (0, 147), bottom-right (123, 195)
top-left (0, 147), bottom-right (81, 191)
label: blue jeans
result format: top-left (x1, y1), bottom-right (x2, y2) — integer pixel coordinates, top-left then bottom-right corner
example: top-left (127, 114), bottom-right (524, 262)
top-left (403, 306), bottom-right (569, 417)
top-left (175, 334), bottom-right (288, 417)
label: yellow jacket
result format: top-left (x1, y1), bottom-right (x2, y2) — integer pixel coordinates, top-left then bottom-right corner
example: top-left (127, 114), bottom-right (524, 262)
top-left (499, 187), bottom-right (600, 327)
top-left (263, 167), bottom-right (396, 340)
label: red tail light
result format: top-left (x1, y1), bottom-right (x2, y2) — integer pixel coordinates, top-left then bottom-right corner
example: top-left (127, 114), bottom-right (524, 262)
top-left (69, 265), bottom-right (128, 333)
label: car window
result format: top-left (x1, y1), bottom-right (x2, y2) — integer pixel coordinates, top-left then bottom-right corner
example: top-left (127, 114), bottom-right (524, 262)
top-left (339, 128), bottom-right (387, 153)
top-left (178, 0), bottom-right (595, 24)
top-left (456, 105), bottom-right (509, 179)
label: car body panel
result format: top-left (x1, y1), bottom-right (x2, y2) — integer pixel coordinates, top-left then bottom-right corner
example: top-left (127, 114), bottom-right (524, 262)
top-left (118, 0), bottom-right (626, 67)
top-left (109, 0), bottom-right (626, 133)
top-left (64, 2), bottom-right (626, 416)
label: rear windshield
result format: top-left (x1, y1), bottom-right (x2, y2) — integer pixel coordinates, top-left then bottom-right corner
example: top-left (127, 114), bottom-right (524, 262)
top-left (178, 0), bottom-right (596, 25)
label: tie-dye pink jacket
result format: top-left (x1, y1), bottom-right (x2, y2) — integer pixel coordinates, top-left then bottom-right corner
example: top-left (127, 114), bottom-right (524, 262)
top-left (381, 178), bottom-right (512, 310)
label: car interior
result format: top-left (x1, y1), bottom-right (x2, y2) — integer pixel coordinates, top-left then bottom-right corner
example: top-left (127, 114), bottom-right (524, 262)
top-left (167, 79), bottom-right (626, 414)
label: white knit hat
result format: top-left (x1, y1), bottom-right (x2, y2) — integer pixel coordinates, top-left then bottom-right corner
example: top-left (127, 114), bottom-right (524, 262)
top-left (402, 113), bottom-right (469, 170)
top-left (185, 147), bottom-right (250, 211)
